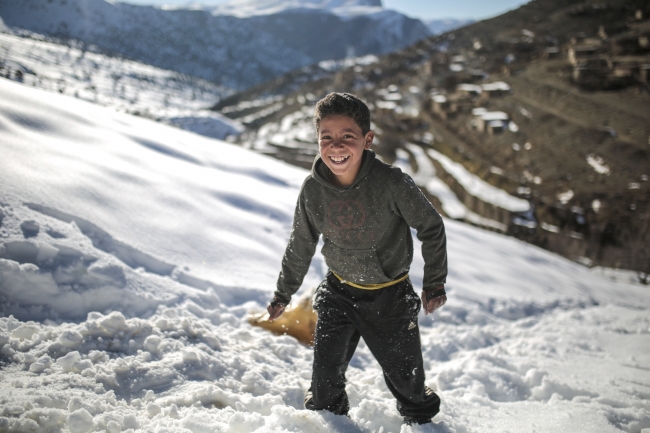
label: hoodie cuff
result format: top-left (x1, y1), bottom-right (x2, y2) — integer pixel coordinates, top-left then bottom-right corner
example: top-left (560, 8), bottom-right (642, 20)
top-left (272, 292), bottom-right (291, 305)
top-left (423, 285), bottom-right (446, 300)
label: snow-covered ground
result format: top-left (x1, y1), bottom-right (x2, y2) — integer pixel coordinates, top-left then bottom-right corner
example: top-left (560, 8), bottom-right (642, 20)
top-left (1, 78), bottom-right (649, 433)
top-left (250, 106), bottom-right (316, 154)
top-left (397, 144), bottom-right (509, 232)
top-left (425, 148), bottom-right (530, 214)
top-left (0, 32), bottom-right (243, 140)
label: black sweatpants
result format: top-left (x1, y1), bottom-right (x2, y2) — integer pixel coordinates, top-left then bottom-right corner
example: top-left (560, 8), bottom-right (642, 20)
top-left (304, 272), bottom-right (440, 420)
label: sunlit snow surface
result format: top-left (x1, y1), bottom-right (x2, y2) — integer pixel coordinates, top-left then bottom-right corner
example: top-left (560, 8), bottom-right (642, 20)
top-left (0, 32), bottom-right (242, 140)
top-left (425, 148), bottom-right (530, 213)
top-left (0, 79), bottom-right (649, 433)
top-left (397, 144), bottom-right (508, 232)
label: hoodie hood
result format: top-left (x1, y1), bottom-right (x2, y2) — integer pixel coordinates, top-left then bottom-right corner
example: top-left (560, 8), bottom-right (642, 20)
top-left (311, 149), bottom-right (376, 191)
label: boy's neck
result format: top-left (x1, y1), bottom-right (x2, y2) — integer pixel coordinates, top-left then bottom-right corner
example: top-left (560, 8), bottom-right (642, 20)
top-left (327, 167), bottom-right (358, 188)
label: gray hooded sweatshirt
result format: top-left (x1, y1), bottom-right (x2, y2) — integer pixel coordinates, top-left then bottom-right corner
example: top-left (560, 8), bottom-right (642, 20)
top-left (274, 149), bottom-right (447, 303)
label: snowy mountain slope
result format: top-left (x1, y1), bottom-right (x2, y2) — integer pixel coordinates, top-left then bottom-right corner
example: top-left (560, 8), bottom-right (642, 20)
top-left (0, 79), bottom-right (311, 298)
top-left (0, 32), bottom-right (243, 140)
top-left (0, 79), bottom-right (649, 433)
top-left (0, 0), bottom-right (307, 89)
top-left (0, 0), bottom-right (430, 90)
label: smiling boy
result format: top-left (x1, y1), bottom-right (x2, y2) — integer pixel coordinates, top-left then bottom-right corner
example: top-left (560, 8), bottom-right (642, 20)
top-left (267, 92), bottom-right (447, 427)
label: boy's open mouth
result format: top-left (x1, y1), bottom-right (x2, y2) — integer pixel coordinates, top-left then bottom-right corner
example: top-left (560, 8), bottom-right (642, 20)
top-left (329, 156), bottom-right (349, 164)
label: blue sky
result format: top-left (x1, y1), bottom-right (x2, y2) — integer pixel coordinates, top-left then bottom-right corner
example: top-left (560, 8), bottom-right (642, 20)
top-left (123, 0), bottom-right (530, 20)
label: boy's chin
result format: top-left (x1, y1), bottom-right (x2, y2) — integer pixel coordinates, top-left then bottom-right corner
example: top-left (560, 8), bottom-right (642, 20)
top-left (328, 165), bottom-right (351, 176)
top-left (330, 162), bottom-right (348, 170)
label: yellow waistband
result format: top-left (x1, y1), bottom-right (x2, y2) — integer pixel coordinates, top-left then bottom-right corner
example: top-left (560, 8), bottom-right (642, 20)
top-left (332, 272), bottom-right (409, 290)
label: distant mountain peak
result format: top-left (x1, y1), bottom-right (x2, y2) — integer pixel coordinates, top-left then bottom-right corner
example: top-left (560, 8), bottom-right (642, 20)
top-left (208, 0), bottom-right (383, 18)
top-left (424, 18), bottom-right (475, 35)
top-left (217, 0), bottom-right (383, 8)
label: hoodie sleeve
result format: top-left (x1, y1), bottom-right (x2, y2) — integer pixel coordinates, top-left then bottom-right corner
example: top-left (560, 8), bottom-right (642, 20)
top-left (274, 182), bottom-right (320, 303)
top-left (393, 172), bottom-right (447, 291)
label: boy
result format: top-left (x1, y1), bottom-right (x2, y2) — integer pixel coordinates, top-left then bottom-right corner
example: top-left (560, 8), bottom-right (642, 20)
top-left (267, 92), bottom-right (447, 427)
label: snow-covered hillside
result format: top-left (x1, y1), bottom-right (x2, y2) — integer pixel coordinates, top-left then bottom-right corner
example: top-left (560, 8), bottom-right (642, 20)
top-left (0, 32), bottom-right (243, 140)
top-left (0, 0), bottom-right (430, 90)
top-left (1, 78), bottom-right (649, 433)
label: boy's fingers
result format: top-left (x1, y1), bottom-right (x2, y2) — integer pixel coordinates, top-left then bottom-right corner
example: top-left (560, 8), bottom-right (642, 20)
top-left (421, 292), bottom-right (447, 315)
top-left (267, 304), bottom-right (285, 321)
top-left (431, 295), bottom-right (447, 312)
top-left (267, 296), bottom-right (287, 321)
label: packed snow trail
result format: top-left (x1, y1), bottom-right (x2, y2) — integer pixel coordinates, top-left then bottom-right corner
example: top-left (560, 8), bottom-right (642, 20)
top-left (1, 79), bottom-right (649, 433)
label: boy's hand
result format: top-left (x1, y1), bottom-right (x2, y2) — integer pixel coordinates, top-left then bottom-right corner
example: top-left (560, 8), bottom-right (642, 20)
top-left (421, 286), bottom-right (446, 315)
top-left (267, 296), bottom-right (286, 321)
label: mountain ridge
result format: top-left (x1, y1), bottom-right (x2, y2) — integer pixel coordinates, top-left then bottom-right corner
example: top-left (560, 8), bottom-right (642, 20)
top-left (204, 0), bottom-right (383, 18)
top-left (0, 0), bottom-right (430, 89)
top-left (425, 18), bottom-right (475, 35)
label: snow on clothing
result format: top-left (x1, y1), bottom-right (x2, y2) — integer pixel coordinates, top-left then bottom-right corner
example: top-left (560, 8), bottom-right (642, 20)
top-left (306, 272), bottom-right (441, 420)
top-left (274, 149), bottom-right (447, 304)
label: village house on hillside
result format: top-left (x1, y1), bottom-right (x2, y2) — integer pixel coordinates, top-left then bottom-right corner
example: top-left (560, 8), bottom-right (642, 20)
top-left (562, 10), bottom-right (650, 89)
top-left (431, 94), bottom-right (457, 120)
top-left (543, 46), bottom-right (561, 59)
top-left (471, 107), bottom-right (511, 135)
top-left (480, 81), bottom-right (511, 99)
top-left (429, 80), bottom-right (512, 126)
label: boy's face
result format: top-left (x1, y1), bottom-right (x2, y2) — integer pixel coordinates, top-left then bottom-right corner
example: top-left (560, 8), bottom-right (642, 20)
top-left (318, 114), bottom-right (373, 188)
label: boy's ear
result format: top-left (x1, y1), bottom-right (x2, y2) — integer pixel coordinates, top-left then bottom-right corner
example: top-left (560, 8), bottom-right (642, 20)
top-left (364, 131), bottom-right (374, 149)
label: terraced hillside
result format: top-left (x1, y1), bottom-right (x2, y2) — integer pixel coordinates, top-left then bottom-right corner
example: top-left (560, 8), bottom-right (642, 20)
top-left (214, 0), bottom-right (650, 278)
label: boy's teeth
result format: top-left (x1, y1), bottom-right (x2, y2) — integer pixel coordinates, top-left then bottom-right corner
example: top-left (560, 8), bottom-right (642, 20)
top-left (331, 156), bottom-right (348, 162)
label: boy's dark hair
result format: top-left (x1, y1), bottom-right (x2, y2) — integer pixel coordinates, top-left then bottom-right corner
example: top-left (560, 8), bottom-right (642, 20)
top-left (313, 92), bottom-right (371, 135)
